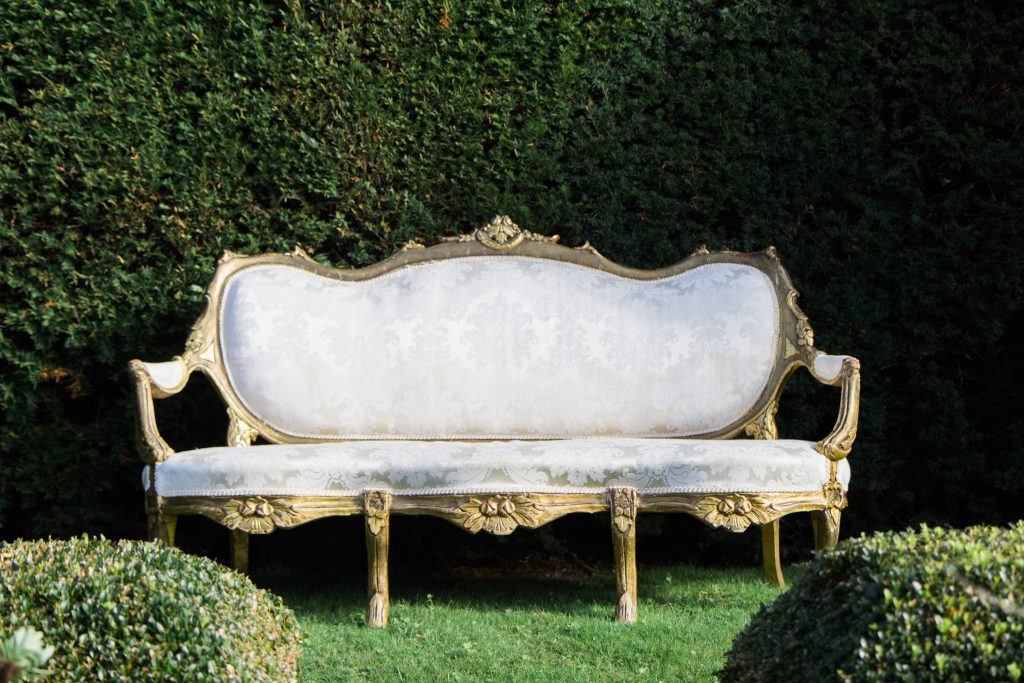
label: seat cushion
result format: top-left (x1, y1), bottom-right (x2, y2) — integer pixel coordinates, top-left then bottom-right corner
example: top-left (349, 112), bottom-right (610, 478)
top-left (149, 439), bottom-right (850, 497)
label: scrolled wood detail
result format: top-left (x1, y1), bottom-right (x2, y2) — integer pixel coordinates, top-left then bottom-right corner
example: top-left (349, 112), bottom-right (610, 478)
top-left (227, 407), bottom-right (259, 448)
top-left (743, 399), bottom-right (779, 441)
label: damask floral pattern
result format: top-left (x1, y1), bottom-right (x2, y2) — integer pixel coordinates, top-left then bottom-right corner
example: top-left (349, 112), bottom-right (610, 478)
top-left (219, 257), bottom-right (780, 439)
top-left (149, 438), bottom-right (851, 497)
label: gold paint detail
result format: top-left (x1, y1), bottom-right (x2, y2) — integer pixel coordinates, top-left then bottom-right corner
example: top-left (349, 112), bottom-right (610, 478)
top-left (128, 360), bottom-right (175, 464)
top-left (784, 338), bottom-right (799, 359)
top-left (364, 489), bottom-right (392, 628)
top-left (455, 494), bottom-right (542, 535)
top-left (823, 481), bottom-right (847, 531)
top-left (815, 357), bottom-right (861, 461)
top-left (221, 496), bottom-right (299, 534)
top-left (442, 215), bottom-right (559, 251)
top-left (696, 494), bottom-right (774, 532)
top-left (227, 407), bottom-right (259, 447)
top-left (609, 487), bottom-right (639, 624)
top-left (764, 246), bottom-right (779, 260)
top-left (230, 529), bottom-right (249, 574)
top-left (692, 244), bottom-right (711, 256)
top-left (761, 520), bottom-right (784, 587)
top-left (364, 490), bottom-right (393, 536)
top-left (575, 241), bottom-right (603, 257)
top-left (787, 290), bottom-right (815, 351)
top-left (744, 399), bottom-right (779, 441)
top-left (610, 487), bottom-right (638, 534)
top-left (401, 239), bottom-right (425, 251)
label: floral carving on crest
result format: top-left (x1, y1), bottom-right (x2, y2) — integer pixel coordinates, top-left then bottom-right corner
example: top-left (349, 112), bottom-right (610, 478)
top-left (456, 494), bottom-right (541, 535)
top-left (442, 216), bottom-right (559, 251)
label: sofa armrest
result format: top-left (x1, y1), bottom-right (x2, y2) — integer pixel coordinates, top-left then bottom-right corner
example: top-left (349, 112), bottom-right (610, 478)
top-left (810, 354), bottom-right (861, 461)
top-left (128, 358), bottom-right (191, 464)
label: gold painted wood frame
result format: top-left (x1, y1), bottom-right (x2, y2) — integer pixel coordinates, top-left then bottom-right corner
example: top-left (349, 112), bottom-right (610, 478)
top-left (131, 215), bottom-right (861, 627)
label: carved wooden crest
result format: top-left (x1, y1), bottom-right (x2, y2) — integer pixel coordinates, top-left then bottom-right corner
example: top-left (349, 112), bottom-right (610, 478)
top-left (442, 215), bottom-right (560, 251)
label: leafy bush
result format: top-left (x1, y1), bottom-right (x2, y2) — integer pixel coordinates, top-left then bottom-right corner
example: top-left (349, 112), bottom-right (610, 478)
top-left (0, 537), bottom-right (301, 682)
top-left (1, 627), bottom-right (53, 683)
top-left (721, 523), bottom-right (1024, 683)
top-left (0, 0), bottom-right (1022, 538)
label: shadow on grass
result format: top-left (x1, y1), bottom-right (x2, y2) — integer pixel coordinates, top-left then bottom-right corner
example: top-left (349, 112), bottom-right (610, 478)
top-left (255, 561), bottom-right (779, 623)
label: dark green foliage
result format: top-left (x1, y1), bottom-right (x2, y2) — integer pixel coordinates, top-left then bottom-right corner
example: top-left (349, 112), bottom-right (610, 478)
top-left (0, 536), bottom-right (301, 681)
top-left (0, 0), bottom-right (1021, 536)
top-left (720, 523), bottom-right (1024, 682)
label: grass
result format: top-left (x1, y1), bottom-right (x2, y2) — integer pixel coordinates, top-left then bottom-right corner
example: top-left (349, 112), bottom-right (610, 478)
top-left (260, 563), bottom-right (784, 682)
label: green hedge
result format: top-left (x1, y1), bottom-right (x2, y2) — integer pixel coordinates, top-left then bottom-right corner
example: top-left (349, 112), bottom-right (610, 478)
top-left (721, 523), bottom-right (1024, 682)
top-left (1, 0), bottom-right (1022, 536)
top-left (0, 536), bottom-right (301, 681)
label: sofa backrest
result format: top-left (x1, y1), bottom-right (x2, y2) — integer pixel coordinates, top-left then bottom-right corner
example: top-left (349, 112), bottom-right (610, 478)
top-left (180, 217), bottom-right (817, 442)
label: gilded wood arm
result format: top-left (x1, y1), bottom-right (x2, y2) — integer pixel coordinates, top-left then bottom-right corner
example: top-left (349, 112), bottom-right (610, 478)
top-left (810, 354), bottom-right (861, 461)
top-left (128, 358), bottom-right (191, 464)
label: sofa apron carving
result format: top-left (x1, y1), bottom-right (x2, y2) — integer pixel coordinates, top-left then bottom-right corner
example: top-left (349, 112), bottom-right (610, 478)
top-left (130, 216), bottom-right (860, 627)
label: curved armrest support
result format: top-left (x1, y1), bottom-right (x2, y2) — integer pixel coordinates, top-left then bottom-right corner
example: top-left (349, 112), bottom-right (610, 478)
top-left (128, 358), bottom-right (191, 464)
top-left (811, 354), bottom-right (861, 461)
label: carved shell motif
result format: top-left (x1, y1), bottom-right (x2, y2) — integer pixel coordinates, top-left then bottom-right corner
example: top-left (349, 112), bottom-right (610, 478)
top-left (456, 494), bottom-right (541, 535)
top-left (221, 497), bottom-right (299, 534)
top-left (696, 494), bottom-right (774, 533)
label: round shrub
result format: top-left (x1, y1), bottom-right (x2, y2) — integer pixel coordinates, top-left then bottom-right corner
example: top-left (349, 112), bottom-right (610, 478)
top-left (721, 523), bottom-right (1024, 683)
top-left (0, 536), bottom-right (301, 682)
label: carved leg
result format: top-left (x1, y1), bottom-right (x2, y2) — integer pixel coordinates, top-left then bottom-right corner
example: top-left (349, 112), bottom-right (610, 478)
top-left (760, 519), bottom-right (784, 587)
top-left (149, 512), bottom-right (177, 547)
top-left (364, 490), bottom-right (392, 629)
top-left (609, 487), bottom-right (639, 624)
top-left (811, 509), bottom-right (840, 550)
top-left (230, 529), bottom-right (250, 574)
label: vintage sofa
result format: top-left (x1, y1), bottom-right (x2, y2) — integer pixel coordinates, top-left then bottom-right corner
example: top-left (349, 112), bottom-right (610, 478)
top-left (130, 216), bottom-right (860, 628)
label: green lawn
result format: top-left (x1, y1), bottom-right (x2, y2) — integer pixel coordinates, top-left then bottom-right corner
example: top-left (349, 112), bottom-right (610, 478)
top-left (261, 564), bottom-right (783, 682)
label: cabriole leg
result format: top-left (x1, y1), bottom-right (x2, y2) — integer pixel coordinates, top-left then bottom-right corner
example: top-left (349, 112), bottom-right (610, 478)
top-left (609, 487), bottom-right (639, 624)
top-left (760, 519), bottom-right (784, 587)
top-left (230, 529), bottom-right (250, 574)
top-left (364, 490), bottom-right (393, 629)
top-left (811, 509), bottom-right (840, 550)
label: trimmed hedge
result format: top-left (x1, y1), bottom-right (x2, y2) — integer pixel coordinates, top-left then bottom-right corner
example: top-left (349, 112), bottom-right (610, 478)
top-left (721, 523), bottom-right (1024, 682)
top-left (0, 536), bottom-right (301, 682)
top-left (1, 0), bottom-right (1022, 537)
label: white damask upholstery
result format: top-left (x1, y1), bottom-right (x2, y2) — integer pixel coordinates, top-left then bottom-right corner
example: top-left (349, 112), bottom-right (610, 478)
top-left (148, 439), bottom-right (850, 497)
top-left (219, 258), bottom-right (779, 439)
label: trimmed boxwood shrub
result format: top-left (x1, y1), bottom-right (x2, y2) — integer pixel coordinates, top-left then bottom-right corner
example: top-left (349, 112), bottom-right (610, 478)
top-left (0, 536), bottom-right (301, 682)
top-left (720, 523), bottom-right (1024, 682)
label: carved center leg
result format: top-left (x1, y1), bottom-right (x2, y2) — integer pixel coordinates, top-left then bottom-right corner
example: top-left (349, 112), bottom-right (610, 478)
top-left (364, 490), bottom-right (392, 628)
top-left (609, 487), bottom-right (638, 624)
top-left (230, 529), bottom-right (250, 574)
top-left (760, 519), bottom-right (784, 587)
